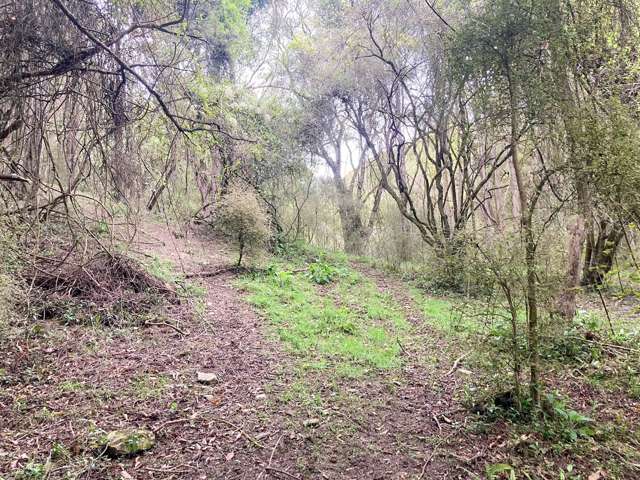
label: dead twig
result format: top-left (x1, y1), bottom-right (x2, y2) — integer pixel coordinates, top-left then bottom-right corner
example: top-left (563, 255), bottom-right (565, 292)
top-left (152, 417), bottom-right (191, 434)
top-left (595, 286), bottom-right (615, 335)
top-left (418, 446), bottom-right (440, 480)
top-left (144, 320), bottom-right (187, 336)
top-left (265, 466), bottom-right (302, 480)
top-left (397, 337), bottom-right (409, 356)
top-left (141, 465), bottom-right (194, 474)
top-left (449, 451), bottom-right (485, 464)
top-left (268, 435), bottom-right (283, 466)
top-left (444, 352), bottom-right (469, 377)
top-left (209, 417), bottom-right (266, 449)
top-left (432, 413), bottom-right (442, 433)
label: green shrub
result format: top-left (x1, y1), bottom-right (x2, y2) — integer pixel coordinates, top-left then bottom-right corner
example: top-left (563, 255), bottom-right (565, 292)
top-left (306, 262), bottom-right (337, 284)
top-left (216, 183), bottom-right (270, 266)
top-left (540, 393), bottom-right (595, 443)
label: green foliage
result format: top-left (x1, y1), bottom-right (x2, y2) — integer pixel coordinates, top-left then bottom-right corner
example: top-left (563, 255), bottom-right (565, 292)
top-left (216, 183), bottom-right (271, 266)
top-left (306, 262), bottom-right (338, 285)
top-left (412, 251), bottom-right (468, 295)
top-left (14, 462), bottom-right (46, 480)
top-left (237, 254), bottom-right (409, 376)
top-left (557, 464), bottom-right (580, 480)
top-left (50, 442), bottom-right (69, 461)
top-left (58, 380), bottom-right (85, 393)
top-left (485, 463), bottom-right (515, 480)
top-left (567, 99), bottom-right (640, 215)
top-left (197, 0), bottom-right (253, 59)
top-left (540, 393), bottom-right (595, 443)
top-left (145, 255), bottom-right (205, 298)
top-left (449, 0), bottom-right (554, 116)
top-left (409, 288), bottom-right (479, 335)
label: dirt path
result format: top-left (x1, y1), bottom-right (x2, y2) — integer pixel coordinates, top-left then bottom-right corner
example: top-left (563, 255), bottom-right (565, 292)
top-left (121, 224), bottom-right (479, 479)
top-left (1, 221), bottom-right (298, 479)
top-left (2, 223), bottom-right (484, 479)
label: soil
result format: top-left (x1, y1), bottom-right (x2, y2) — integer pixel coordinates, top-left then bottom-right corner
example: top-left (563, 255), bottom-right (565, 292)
top-left (1, 220), bottom-right (638, 479)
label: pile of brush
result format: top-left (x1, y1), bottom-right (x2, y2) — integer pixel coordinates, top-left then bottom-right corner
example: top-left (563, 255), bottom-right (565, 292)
top-left (22, 250), bottom-right (180, 326)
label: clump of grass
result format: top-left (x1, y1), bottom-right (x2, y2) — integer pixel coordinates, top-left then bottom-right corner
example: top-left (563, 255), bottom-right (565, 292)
top-left (130, 373), bottom-right (170, 399)
top-left (237, 258), bottom-right (410, 377)
top-left (59, 380), bottom-right (86, 393)
top-left (145, 255), bottom-right (206, 298)
top-left (409, 288), bottom-right (463, 332)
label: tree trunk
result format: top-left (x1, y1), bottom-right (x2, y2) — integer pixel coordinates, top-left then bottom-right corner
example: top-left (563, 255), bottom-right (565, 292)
top-left (556, 215), bottom-right (586, 318)
top-left (581, 219), bottom-right (624, 287)
top-left (508, 71), bottom-right (540, 406)
top-left (237, 231), bottom-right (245, 266)
top-left (333, 173), bottom-right (368, 256)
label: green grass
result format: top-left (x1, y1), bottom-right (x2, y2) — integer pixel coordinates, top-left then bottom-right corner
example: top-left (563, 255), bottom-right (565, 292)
top-left (58, 380), bottom-right (85, 393)
top-left (237, 257), bottom-right (410, 377)
top-left (409, 287), bottom-right (472, 333)
top-left (130, 373), bottom-right (170, 399)
top-left (145, 255), bottom-right (206, 298)
top-left (145, 256), bottom-right (176, 283)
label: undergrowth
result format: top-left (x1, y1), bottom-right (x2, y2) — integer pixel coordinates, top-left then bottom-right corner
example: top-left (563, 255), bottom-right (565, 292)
top-left (20, 252), bottom-right (205, 329)
top-left (237, 244), bottom-right (409, 378)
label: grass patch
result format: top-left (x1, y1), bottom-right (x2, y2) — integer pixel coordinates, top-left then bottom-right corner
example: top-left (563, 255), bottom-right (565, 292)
top-left (58, 380), bottom-right (86, 393)
top-left (144, 255), bottom-right (206, 298)
top-left (409, 288), bottom-right (474, 334)
top-left (130, 373), bottom-right (170, 399)
top-left (237, 256), bottom-right (410, 377)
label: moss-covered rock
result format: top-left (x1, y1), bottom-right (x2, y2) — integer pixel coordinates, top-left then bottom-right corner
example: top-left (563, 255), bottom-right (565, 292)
top-left (100, 428), bottom-right (155, 457)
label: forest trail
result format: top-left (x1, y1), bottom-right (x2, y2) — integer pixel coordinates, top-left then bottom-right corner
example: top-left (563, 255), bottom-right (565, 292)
top-left (134, 222), bottom-right (477, 479)
top-left (130, 222), bottom-right (486, 479)
top-left (2, 222), bottom-right (490, 479)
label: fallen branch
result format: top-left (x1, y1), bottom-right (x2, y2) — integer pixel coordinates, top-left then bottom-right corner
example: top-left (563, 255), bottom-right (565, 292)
top-left (444, 352), bottom-right (469, 377)
top-left (185, 267), bottom-right (240, 278)
top-left (265, 467), bottom-right (302, 480)
top-left (585, 339), bottom-right (640, 354)
top-left (144, 321), bottom-right (187, 336)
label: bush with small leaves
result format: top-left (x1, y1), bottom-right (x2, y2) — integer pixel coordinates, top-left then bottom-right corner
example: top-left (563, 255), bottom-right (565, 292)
top-left (216, 184), bottom-right (270, 266)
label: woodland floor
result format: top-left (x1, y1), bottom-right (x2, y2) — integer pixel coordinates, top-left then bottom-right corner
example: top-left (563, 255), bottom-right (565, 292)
top-left (1, 220), bottom-right (639, 479)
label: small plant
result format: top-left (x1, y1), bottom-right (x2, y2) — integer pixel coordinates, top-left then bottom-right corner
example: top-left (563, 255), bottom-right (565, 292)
top-left (59, 380), bottom-right (85, 392)
top-left (558, 464), bottom-right (581, 480)
top-left (307, 262), bottom-right (337, 285)
top-left (485, 463), bottom-right (516, 479)
top-left (130, 374), bottom-right (169, 399)
top-left (216, 183), bottom-right (270, 267)
top-left (15, 462), bottom-right (46, 480)
top-left (541, 393), bottom-right (594, 443)
top-left (50, 442), bottom-right (70, 460)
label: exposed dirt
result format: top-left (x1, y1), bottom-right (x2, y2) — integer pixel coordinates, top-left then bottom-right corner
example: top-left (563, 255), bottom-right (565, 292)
top-left (1, 222), bottom-right (639, 479)
top-left (1, 221), bottom-right (292, 479)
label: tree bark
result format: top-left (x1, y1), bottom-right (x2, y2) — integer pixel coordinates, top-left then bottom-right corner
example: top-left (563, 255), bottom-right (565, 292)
top-left (556, 215), bottom-right (586, 318)
top-left (581, 219), bottom-right (624, 286)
